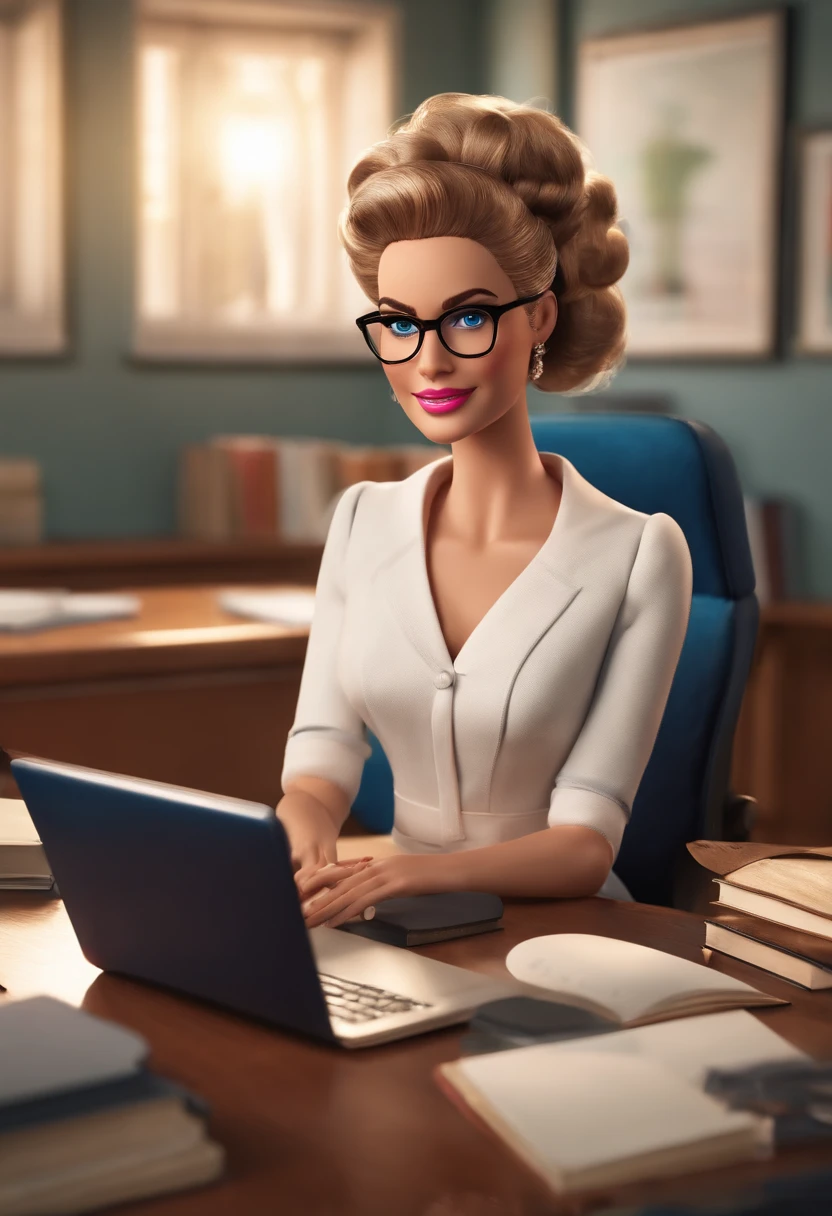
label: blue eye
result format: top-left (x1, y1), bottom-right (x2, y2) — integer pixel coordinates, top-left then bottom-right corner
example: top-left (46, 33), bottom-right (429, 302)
top-left (449, 309), bottom-right (487, 330)
top-left (386, 318), bottom-right (418, 337)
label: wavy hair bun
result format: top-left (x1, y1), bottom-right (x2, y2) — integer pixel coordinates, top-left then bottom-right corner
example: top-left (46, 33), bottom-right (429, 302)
top-left (339, 93), bottom-right (629, 393)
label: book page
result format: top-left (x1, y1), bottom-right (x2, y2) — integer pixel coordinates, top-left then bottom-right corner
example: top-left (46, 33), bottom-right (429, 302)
top-left (536, 1009), bottom-right (805, 1086)
top-left (443, 1048), bottom-right (766, 1189)
top-left (726, 857), bottom-right (832, 918)
top-left (506, 934), bottom-right (777, 1024)
top-left (0, 797), bottom-right (40, 845)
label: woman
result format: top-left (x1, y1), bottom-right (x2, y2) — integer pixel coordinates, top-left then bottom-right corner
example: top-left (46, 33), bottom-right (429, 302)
top-left (277, 93), bottom-right (692, 927)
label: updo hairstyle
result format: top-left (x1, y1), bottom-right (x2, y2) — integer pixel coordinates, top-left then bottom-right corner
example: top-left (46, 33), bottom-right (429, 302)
top-left (338, 93), bottom-right (629, 393)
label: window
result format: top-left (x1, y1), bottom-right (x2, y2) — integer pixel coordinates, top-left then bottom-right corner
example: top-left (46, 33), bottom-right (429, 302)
top-left (0, 0), bottom-right (64, 355)
top-left (135, 0), bottom-right (397, 360)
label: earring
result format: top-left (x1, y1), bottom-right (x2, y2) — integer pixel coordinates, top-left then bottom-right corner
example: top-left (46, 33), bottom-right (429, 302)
top-left (529, 342), bottom-right (545, 382)
top-left (390, 388), bottom-right (399, 404)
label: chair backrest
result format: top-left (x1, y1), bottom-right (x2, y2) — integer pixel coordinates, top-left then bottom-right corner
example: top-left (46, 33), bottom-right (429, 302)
top-left (351, 415), bottom-right (758, 906)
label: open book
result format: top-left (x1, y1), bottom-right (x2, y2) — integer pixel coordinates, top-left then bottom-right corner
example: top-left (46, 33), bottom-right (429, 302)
top-left (437, 1012), bottom-right (796, 1195)
top-left (506, 934), bottom-right (785, 1026)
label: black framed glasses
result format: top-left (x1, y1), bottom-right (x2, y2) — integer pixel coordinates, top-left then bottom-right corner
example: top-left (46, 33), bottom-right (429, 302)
top-left (356, 290), bottom-right (548, 364)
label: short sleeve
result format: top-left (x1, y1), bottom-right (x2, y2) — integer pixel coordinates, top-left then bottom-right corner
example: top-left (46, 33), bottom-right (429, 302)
top-left (547, 512), bottom-right (693, 860)
top-left (280, 482), bottom-right (372, 803)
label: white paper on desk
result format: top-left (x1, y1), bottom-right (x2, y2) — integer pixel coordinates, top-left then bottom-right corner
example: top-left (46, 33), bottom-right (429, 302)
top-left (0, 590), bottom-right (140, 632)
top-left (218, 588), bottom-right (316, 626)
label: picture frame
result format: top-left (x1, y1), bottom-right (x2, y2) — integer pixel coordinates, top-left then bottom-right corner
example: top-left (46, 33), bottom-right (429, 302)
top-left (797, 129), bottom-right (832, 354)
top-left (576, 11), bottom-right (785, 360)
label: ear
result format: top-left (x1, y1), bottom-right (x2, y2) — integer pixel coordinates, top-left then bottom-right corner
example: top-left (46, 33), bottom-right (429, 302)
top-left (532, 290), bottom-right (558, 346)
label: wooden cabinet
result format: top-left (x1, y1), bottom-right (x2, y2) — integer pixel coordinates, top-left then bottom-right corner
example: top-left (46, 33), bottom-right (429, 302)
top-left (732, 603), bottom-right (832, 844)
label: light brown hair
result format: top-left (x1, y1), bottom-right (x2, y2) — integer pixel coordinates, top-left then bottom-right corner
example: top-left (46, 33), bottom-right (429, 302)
top-left (339, 93), bottom-right (629, 393)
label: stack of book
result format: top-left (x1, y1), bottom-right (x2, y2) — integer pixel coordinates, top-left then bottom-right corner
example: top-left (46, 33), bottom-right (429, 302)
top-left (0, 459), bottom-right (43, 546)
top-left (178, 435), bottom-right (445, 543)
top-left (0, 797), bottom-right (53, 891)
top-left (689, 840), bottom-right (832, 990)
top-left (0, 996), bottom-right (224, 1215)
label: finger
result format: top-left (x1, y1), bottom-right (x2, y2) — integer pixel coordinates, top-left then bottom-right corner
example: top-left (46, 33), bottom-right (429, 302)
top-left (303, 872), bottom-right (372, 926)
top-left (326, 887), bottom-right (390, 929)
top-left (297, 860), bottom-right (370, 898)
top-left (305, 873), bottom-right (388, 929)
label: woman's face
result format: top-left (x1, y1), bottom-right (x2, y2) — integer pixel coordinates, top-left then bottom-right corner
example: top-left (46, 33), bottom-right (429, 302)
top-left (375, 236), bottom-right (556, 445)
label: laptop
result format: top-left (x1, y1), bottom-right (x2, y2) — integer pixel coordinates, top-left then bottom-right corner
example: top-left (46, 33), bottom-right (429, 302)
top-left (11, 757), bottom-right (516, 1048)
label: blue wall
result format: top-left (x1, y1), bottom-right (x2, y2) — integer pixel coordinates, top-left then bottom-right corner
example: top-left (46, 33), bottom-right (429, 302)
top-left (1, 0), bottom-right (830, 598)
top-left (553, 0), bottom-right (832, 598)
top-left (0, 0), bottom-right (485, 540)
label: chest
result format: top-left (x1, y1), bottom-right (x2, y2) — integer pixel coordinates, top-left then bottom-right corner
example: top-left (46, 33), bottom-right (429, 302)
top-left (425, 536), bottom-right (547, 663)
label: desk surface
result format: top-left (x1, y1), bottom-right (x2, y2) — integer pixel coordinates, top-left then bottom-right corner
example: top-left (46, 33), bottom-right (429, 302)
top-left (0, 585), bottom-right (310, 687)
top-left (2, 842), bottom-right (832, 1216)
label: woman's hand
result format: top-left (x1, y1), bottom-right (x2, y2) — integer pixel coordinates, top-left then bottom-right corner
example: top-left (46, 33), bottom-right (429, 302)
top-left (298, 854), bottom-right (450, 928)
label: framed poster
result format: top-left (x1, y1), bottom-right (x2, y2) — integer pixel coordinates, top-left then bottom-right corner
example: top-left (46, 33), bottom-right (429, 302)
top-left (798, 130), bottom-right (832, 354)
top-left (577, 11), bottom-right (784, 359)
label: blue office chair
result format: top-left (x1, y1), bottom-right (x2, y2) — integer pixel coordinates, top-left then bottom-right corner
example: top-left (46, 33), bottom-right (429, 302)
top-left (351, 414), bottom-right (758, 908)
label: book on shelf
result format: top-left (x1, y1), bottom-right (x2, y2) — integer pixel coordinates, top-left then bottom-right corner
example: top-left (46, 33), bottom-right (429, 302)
top-left (705, 912), bottom-right (832, 990)
top-left (436, 1010), bottom-right (799, 1196)
top-left (0, 459), bottom-right (43, 547)
top-left (0, 996), bottom-right (224, 1216)
top-left (503, 934), bottom-right (784, 1028)
top-left (0, 797), bottom-right (53, 890)
top-left (178, 436), bottom-right (447, 544)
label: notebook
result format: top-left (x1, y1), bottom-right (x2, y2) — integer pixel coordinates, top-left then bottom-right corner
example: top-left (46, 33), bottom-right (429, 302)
top-left (0, 798), bottom-right (53, 890)
top-left (438, 1011), bottom-right (802, 1195)
top-left (505, 934), bottom-right (785, 1026)
top-left (438, 1049), bottom-right (770, 1195)
top-left (339, 892), bottom-right (504, 947)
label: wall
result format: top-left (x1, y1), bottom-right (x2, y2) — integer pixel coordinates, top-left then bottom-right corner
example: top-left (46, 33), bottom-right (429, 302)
top-left (0, 0), bottom-right (485, 540)
top-left (2, 0), bottom-right (830, 599)
top-left (553, 0), bottom-right (832, 597)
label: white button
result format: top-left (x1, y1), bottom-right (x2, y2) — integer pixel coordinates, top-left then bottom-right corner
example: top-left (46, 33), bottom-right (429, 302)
top-left (434, 670), bottom-right (454, 689)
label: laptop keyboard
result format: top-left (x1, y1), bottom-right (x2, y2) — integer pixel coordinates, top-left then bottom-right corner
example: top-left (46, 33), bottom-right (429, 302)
top-left (319, 972), bottom-right (433, 1024)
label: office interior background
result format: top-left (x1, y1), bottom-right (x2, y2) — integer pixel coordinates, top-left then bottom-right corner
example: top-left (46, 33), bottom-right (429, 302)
top-left (0, 0), bottom-right (830, 845)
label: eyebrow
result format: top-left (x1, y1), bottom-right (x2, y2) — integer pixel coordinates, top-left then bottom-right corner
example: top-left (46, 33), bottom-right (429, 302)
top-left (377, 287), bottom-right (499, 315)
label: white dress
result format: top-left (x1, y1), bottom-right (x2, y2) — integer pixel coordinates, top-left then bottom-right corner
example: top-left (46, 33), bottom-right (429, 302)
top-left (282, 453), bottom-right (692, 896)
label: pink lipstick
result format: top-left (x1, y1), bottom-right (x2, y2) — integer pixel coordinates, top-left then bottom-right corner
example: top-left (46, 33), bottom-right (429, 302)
top-left (413, 388), bottom-right (475, 415)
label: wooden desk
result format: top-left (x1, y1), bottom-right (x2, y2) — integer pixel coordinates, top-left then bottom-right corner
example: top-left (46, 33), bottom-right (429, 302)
top-left (2, 859), bottom-right (831, 1216)
top-left (0, 586), bottom-right (310, 806)
top-left (0, 538), bottom-right (323, 591)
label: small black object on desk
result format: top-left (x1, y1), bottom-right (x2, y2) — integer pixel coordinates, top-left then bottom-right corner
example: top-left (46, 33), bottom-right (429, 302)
top-left (338, 892), bottom-right (504, 947)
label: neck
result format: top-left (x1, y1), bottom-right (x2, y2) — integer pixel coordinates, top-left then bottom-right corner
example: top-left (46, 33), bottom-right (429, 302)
top-left (441, 399), bottom-right (561, 546)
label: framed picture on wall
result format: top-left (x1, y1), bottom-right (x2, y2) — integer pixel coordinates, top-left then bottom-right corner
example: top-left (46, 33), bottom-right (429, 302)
top-left (577, 11), bottom-right (785, 359)
top-left (797, 130), bottom-right (832, 354)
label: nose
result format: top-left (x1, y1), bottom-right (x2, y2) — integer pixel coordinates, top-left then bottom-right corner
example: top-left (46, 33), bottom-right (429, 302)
top-left (414, 328), bottom-right (456, 381)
